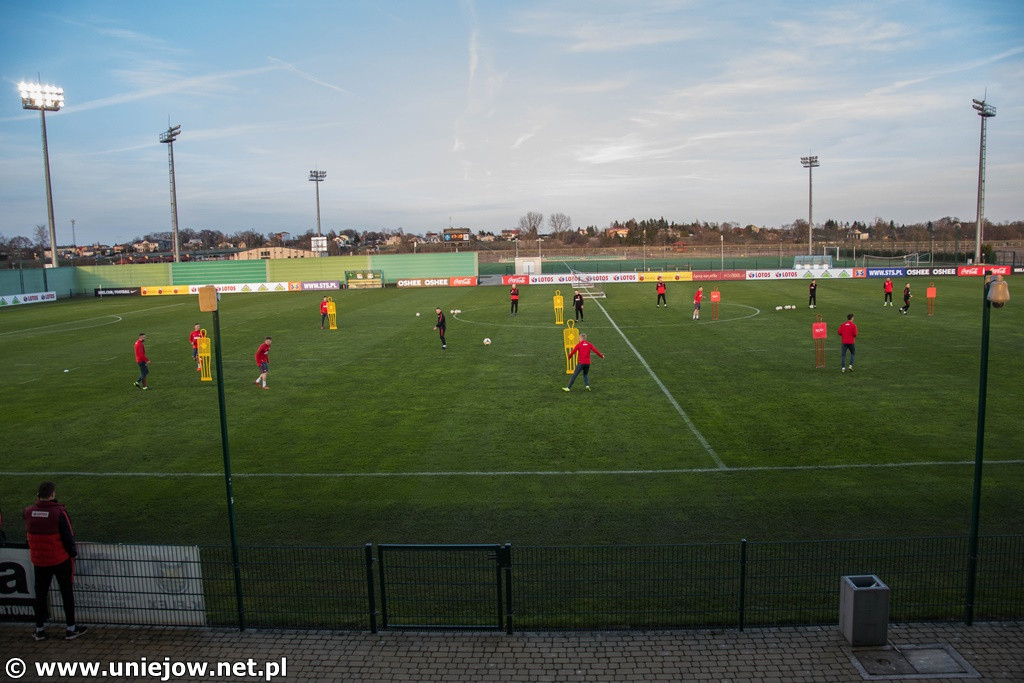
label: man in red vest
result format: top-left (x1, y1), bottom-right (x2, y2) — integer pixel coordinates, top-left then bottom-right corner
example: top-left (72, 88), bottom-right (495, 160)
top-left (24, 481), bottom-right (87, 640)
top-left (656, 279), bottom-right (667, 307)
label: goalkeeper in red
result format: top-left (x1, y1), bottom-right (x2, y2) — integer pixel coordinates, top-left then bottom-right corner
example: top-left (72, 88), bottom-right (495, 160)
top-left (562, 333), bottom-right (605, 392)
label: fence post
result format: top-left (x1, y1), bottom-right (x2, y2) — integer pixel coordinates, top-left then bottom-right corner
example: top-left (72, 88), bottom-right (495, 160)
top-left (365, 543), bottom-right (377, 634)
top-left (738, 538), bottom-right (747, 631)
top-left (501, 543), bottom-right (513, 635)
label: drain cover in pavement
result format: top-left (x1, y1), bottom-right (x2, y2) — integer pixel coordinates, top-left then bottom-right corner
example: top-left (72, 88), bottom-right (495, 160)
top-left (850, 643), bottom-right (980, 679)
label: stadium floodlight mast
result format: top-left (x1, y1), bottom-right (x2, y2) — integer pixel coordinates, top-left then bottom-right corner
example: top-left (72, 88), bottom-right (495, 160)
top-left (19, 81), bottom-right (64, 268)
top-left (972, 97), bottom-right (995, 264)
top-left (964, 271), bottom-right (1009, 625)
top-left (159, 124), bottom-right (183, 263)
top-left (800, 155), bottom-right (820, 256)
top-left (309, 169), bottom-right (327, 236)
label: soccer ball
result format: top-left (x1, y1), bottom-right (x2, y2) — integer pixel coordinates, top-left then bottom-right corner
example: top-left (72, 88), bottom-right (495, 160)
top-left (483, 338), bottom-right (492, 345)
top-left (784, 305), bottom-right (791, 310)
top-left (775, 306), bottom-right (782, 311)
top-left (415, 312), bottom-right (420, 317)
top-left (63, 369), bottom-right (70, 373)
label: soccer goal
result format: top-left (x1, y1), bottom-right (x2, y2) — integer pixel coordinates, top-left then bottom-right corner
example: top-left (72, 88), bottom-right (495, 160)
top-left (566, 267), bottom-right (606, 298)
top-left (863, 253), bottom-right (928, 267)
top-left (793, 254), bottom-right (832, 269)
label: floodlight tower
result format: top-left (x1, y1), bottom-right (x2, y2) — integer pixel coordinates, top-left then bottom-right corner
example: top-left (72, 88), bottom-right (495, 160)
top-left (800, 155), bottom-right (820, 256)
top-left (972, 98), bottom-right (995, 264)
top-left (309, 169), bottom-right (327, 236)
top-left (159, 124), bottom-right (183, 263)
top-left (19, 81), bottom-right (65, 268)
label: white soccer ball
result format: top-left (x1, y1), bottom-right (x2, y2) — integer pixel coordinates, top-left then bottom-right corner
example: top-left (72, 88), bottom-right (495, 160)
top-left (784, 305), bottom-right (791, 310)
top-left (450, 309), bottom-right (455, 314)
top-left (483, 338), bottom-right (492, 345)
top-left (775, 306), bottom-right (782, 311)
top-left (415, 312), bottom-right (420, 317)
top-left (63, 369), bottom-right (70, 373)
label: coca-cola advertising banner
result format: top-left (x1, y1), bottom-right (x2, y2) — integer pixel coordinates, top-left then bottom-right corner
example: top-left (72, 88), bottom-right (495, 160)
top-left (958, 265), bottom-right (1010, 277)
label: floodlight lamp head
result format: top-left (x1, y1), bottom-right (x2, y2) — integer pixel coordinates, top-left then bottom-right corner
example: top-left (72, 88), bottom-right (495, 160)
top-left (308, 170), bottom-right (327, 181)
top-left (800, 156), bottom-right (819, 168)
top-left (18, 81), bottom-right (64, 111)
top-left (159, 125), bottom-right (181, 144)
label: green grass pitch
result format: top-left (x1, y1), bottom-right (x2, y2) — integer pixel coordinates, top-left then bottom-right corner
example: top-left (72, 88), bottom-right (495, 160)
top-left (1, 277), bottom-right (1021, 547)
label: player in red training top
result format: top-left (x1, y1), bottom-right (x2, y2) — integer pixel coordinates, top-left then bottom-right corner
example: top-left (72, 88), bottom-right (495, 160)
top-left (692, 286), bottom-right (704, 320)
top-left (838, 313), bottom-right (858, 373)
top-left (656, 279), bottom-right (667, 307)
top-left (562, 333), bottom-right (605, 392)
top-left (883, 278), bottom-right (894, 306)
top-left (254, 337), bottom-right (272, 389)
top-left (133, 333), bottom-right (149, 390)
top-left (320, 296), bottom-right (329, 329)
top-left (189, 324), bottom-right (203, 371)
top-left (509, 285), bottom-right (519, 316)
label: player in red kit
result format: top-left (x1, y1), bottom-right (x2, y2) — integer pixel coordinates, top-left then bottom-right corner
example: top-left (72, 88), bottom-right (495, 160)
top-left (133, 333), bottom-right (150, 389)
top-left (189, 323), bottom-right (202, 371)
top-left (838, 313), bottom-right (858, 372)
top-left (656, 280), bottom-right (667, 307)
top-left (254, 336), bottom-right (272, 389)
top-left (510, 285), bottom-right (519, 316)
top-left (562, 333), bottom-right (605, 392)
top-left (883, 278), bottom-right (894, 306)
top-left (320, 296), bottom-right (329, 329)
top-left (692, 286), bottom-right (704, 320)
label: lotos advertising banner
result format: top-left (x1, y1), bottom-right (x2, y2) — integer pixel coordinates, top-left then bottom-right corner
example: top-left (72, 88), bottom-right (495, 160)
top-left (0, 291), bottom-right (57, 307)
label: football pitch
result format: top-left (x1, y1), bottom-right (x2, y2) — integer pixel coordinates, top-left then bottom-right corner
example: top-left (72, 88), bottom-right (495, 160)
top-left (1, 277), bottom-right (1022, 548)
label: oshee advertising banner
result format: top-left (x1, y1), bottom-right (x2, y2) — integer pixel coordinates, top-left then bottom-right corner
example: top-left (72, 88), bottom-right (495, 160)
top-left (0, 291), bottom-right (57, 307)
top-left (396, 277), bottom-right (478, 287)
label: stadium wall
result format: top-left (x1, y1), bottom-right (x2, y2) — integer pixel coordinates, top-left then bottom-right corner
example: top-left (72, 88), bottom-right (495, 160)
top-left (74, 264), bottom-right (172, 294)
top-left (0, 266), bottom-right (78, 297)
top-left (171, 261), bottom-right (268, 285)
top-left (267, 255), bottom-right (369, 282)
top-left (369, 252), bottom-right (477, 282)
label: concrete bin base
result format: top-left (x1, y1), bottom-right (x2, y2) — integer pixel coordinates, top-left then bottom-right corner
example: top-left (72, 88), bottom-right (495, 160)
top-left (839, 574), bottom-right (889, 646)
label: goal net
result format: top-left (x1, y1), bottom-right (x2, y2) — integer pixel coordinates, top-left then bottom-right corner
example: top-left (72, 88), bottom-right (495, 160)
top-left (565, 266), bottom-right (606, 298)
top-left (863, 253), bottom-right (926, 267)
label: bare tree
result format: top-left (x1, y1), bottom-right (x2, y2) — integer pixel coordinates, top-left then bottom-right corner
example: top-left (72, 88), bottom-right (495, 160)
top-left (517, 211), bottom-right (544, 236)
top-left (33, 224), bottom-right (49, 249)
top-left (549, 212), bottom-right (572, 233)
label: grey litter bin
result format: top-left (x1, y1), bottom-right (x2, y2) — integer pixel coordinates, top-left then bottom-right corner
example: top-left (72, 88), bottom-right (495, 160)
top-left (839, 574), bottom-right (889, 646)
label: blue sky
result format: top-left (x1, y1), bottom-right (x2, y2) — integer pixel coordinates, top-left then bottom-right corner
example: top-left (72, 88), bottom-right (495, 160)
top-left (1, 0), bottom-right (1022, 247)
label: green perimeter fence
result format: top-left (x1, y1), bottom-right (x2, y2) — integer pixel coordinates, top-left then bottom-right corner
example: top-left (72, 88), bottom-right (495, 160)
top-left (5, 535), bottom-right (1021, 632)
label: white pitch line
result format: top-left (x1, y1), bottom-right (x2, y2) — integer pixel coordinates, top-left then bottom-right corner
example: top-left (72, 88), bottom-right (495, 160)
top-left (1, 460), bottom-right (1021, 479)
top-left (591, 297), bottom-right (727, 470)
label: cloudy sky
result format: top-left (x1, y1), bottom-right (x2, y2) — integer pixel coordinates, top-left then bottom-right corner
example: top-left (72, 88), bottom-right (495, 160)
top-left (1, 0), bottom-right (1022, 247)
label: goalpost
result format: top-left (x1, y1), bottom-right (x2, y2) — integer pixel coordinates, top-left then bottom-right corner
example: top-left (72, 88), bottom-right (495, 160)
top-left (862, 253), bottom-right (926, 267)
top-left (565, 266), bottom-right (606, 298)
